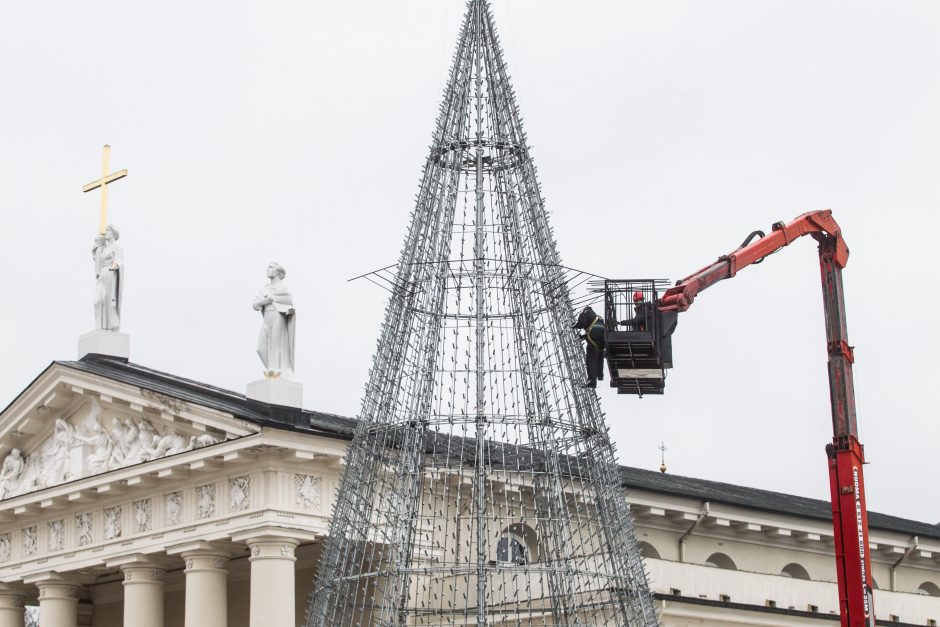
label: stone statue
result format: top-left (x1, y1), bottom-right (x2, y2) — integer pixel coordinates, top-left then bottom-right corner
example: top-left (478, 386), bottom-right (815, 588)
top-left (0, 534), bottom-right (10, 562)
top-left (252, 262), bottom-right (296, 379)
top-left (74, 404), bottom-right (113, 474)
top-left (122, 418), bottom-right (142, 465)
top-left (42, 419), bottom-right (73, 485)
top-left (108, 418), bottom-right (128, 468)
top-left (17, 454), bottom-right (42, 495)
top-left (92, 225), bottom-right (123, 331)
top-left (137, 420), bottom-right (158, 461)
top-left (0, 449), bottom-right (23, 500)
top-left (152, 426), bottom-right (190, 458)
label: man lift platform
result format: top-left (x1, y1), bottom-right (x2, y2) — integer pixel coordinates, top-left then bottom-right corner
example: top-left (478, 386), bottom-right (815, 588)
top-left (601, 279), bottom-right (676, 396)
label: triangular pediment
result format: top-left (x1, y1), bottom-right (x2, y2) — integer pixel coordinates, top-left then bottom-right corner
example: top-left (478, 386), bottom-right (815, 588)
top-left (0, 361), bottom-right (260, 499)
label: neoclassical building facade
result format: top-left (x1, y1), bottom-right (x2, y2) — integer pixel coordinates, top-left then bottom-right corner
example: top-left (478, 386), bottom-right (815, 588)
top-left (0, 356), bottom-right (936, 626)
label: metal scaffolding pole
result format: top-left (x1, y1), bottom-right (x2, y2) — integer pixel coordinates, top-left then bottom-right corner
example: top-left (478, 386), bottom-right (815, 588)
top-left (306, 1), bottom-right (657, 625)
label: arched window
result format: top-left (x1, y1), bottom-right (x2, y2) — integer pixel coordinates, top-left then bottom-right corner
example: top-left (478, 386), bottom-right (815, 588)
top-left (496, 523), bottom-right (538, 565)
top-left (496, 535), bottom-right (527, 564)
top-left (637, 541), bottom-right (661, 560)
top-left (918, 581), bottom-right (940, 597)
top-left (704, 552), bottom-right (737, 570)
top-left (780, 563), bottom-right (811, 580)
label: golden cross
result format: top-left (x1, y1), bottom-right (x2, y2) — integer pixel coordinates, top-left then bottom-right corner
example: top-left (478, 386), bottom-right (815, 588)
top-left (82, 145), bottom-right (128, 234)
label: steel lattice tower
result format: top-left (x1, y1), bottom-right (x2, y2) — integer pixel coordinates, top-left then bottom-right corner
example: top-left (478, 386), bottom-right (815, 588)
top-left (307, 1), bottom-right (657, 625)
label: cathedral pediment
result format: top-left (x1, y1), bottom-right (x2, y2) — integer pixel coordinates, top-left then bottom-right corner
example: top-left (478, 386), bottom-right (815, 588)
top-left (0, 359), bottom-right (261, 500)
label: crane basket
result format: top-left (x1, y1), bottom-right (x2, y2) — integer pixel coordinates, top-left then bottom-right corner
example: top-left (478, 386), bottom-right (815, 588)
top-left (598, 279), bottom-right (677, 396)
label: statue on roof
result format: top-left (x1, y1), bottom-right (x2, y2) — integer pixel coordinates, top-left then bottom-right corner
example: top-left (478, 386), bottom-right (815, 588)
top-left (92, 224), bottom-right (123, 331)
top-left (252, 262), bottom-right (296, 379)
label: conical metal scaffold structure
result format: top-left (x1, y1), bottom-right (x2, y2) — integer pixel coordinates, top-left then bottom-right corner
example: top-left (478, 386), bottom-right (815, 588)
top-left (307, 2), bottom-right (657, 625)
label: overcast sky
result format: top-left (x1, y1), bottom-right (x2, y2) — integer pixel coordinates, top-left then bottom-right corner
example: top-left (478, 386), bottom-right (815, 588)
top-left (1, 1), bottom-right (937, 524)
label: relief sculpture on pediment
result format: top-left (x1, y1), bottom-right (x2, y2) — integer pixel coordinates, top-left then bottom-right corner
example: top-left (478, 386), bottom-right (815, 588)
top-left (0, 400), bottom-right (223, 500)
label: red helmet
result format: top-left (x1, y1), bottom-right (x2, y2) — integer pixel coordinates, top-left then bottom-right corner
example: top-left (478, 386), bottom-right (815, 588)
top-left (632, 291), bottom-right (644, 302)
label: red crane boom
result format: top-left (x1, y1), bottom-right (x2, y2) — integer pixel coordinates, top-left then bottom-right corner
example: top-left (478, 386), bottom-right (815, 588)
top-left (659, 209), bottom-right (874, 627)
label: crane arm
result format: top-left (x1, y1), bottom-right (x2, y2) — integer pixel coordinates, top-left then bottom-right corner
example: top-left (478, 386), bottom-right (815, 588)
top-left (658, 209), bottom-right (848, 312)
top-left (648, 208), bottom-right (874, 627)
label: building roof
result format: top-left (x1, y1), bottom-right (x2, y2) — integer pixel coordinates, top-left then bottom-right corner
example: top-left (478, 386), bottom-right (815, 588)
top-left (618, 465), bottom-right (940, 540)
top-left (51, 355), bottom-right (940, 541)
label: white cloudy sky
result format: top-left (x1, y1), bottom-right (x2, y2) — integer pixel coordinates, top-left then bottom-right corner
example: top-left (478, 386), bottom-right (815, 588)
top-left (1, 1), bottom-right (937, 524)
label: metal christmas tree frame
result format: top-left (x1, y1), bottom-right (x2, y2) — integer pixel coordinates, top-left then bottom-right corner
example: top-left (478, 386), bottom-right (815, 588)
top-left (307, 1), bottom-right (657, 624)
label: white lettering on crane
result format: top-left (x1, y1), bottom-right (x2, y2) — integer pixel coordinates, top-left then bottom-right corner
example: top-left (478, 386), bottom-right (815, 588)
top-left (854, 466), bottom-right (870, 618)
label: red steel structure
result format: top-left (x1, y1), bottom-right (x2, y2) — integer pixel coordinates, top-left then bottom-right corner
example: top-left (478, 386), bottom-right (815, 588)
top-left (658, 210), bottom-right (875, 627)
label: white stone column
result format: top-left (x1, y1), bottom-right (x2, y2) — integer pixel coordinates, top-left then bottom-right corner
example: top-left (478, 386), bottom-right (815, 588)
top-left (233, 527), bottom-right (318, 627)
top-left (0, 585), bottom-right (27, 627)
top-left (33, 577), bottom-right (79, 627)
top-left (248, 537), bottom-right (297, 627)
top-left (170, 543), bottom-right (231, 627)
top-left (111, 556), bottom-right (166, 627)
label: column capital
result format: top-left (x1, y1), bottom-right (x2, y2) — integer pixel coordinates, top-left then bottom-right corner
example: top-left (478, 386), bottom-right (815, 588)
top-left (0, 584), bottom-right (30, 596)
top-left (107, 553), bottom-right (173, 585)
top-left (166, 540), bottom-right (238, 559)
top-left (107, 553), bottom-right (175, 570)
top-left (247, 539), bottom-right (297, 562)
top-left (23, 572), bottom-right (83, 600)
top-left (166, 542), bottom-right (236, 575)
top-left (0, 583), bottom-right (29, 608)
top-left (231, 525), bottom-right (319, 545)
top-left (232, 526), bottom-right (318, 563)
top-left (119, 566), bottom-right (167, 587)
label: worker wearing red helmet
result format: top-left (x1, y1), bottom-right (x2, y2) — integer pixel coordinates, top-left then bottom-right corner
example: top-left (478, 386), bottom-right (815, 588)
top-left (619, 290), bottom-right (654, 332)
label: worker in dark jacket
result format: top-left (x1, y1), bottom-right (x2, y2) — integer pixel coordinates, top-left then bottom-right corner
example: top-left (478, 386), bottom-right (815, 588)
top-left (572, 306), bottom-right (605, 388)
top-left (620, 291), bottom-right (655, 332)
